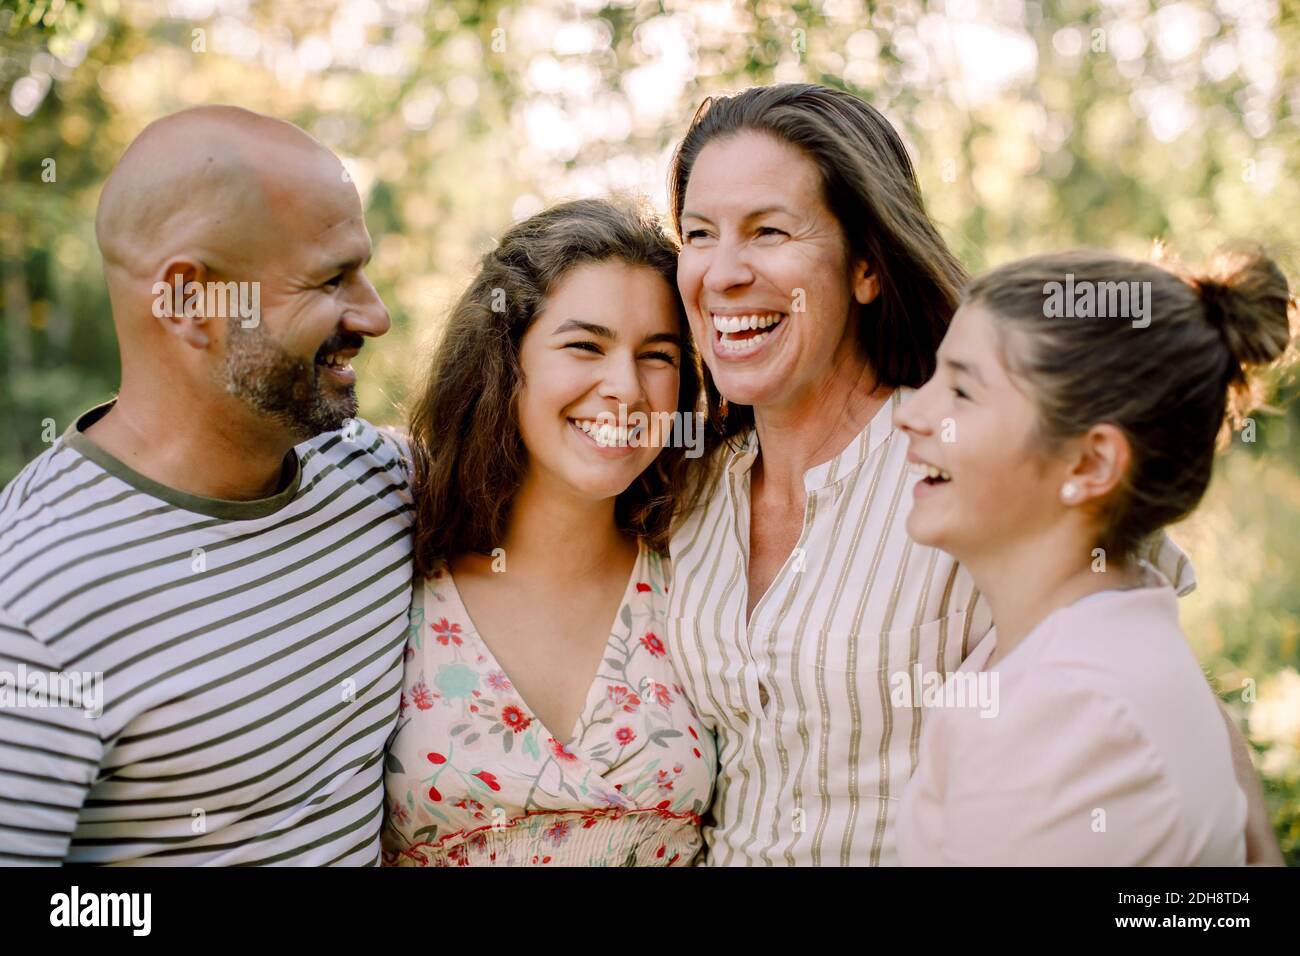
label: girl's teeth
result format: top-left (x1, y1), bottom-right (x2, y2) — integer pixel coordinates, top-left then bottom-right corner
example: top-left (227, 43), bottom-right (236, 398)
top-left (574, 420), bottom-right (630, 447)
top-left (909, 462), bottom-right (952, 481)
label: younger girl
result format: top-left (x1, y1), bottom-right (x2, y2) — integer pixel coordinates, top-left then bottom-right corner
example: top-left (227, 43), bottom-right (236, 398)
top-left (383, 199), bottom-right (716, 866)
top-left (896, 247), bottom-right (1294, 865)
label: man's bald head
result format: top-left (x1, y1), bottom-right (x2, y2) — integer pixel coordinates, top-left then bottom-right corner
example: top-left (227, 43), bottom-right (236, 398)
top-left (92, 105), bottom-right (388, 444)
top-left (96, 105), bottom-right (349, 283)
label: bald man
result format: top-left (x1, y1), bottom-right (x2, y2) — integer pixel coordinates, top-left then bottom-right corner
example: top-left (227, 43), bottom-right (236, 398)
top-left (0, 107), bottom-right (413, 865)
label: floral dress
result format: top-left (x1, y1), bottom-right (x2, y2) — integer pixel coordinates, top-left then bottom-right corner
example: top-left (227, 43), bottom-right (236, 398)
top-left (381, 543), bottom-right (717, 866)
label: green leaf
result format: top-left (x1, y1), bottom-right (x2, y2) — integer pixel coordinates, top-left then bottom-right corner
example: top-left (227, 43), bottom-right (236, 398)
top-left (489, 723), bottom-right (504, 734)
top-left (649, 729), bottom-right (683, 747)
top-left (502, 731), bottom-right (513, 754)
top-left (620, 605), bottom-right (632, 629)
top-left (384, 750), bottom-right (405, 774)
top-left (450, 723), bottom-right (470, 736)
top-left (464, 732), bottom-right (480, 745)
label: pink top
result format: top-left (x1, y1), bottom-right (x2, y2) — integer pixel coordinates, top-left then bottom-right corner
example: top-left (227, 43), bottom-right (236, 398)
top-left (897, 568), bottom-right (1246, 866)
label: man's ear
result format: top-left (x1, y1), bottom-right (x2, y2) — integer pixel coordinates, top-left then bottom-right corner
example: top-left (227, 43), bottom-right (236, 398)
top-left (150, 257), bottom-right (213, 349)
top-left (852, 258), bottom-right (880, 305)
top-left (1064, 423), bottom-right (1132, 505)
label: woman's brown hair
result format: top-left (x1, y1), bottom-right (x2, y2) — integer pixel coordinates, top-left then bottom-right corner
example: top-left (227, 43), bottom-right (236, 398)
top-left (407, 198), bottom-right (703, 577)
top-left (667, 83), bottom-right (968, 438)
top-left (967, 246), bottom-right (1298, 559)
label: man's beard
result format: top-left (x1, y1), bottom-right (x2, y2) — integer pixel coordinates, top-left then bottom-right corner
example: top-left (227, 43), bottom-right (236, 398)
top-left (222, 319), bottom-right (359, 440)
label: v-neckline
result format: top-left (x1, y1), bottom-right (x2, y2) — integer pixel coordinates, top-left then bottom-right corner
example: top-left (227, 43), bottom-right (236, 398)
top-left (434, 544), bottom-right (645, 750)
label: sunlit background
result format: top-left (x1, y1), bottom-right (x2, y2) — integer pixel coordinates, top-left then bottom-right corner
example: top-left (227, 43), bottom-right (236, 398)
top-left (2, 0), bottom-right (1298, 863)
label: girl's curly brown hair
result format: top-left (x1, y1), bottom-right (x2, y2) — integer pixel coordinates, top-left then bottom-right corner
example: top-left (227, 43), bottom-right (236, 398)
top-left (408, 198), bottom-right (704, 578)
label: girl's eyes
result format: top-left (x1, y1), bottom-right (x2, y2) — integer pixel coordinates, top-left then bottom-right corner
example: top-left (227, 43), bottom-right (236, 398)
top-left (563, 342), bottom-right (677, 365)
top-left (952, 386), bottom-right (970, 401)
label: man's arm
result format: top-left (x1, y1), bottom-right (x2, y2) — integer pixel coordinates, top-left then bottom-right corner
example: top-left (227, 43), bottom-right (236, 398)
top-left (0, 608), bottom-right (101, 864)
top-left (1219, 702), bottom-right (1284, 866)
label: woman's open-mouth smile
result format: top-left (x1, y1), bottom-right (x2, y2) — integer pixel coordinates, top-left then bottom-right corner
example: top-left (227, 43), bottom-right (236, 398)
top-left (710, 311), bottom-right (786, 360)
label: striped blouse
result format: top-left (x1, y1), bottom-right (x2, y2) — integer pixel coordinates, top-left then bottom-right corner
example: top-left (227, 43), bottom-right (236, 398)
top-left (665, 387), bottom-right (1195, 866)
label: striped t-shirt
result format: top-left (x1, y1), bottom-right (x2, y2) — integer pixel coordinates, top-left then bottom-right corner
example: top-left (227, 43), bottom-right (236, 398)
top-left (0, 403), bottom-right (414, 865)
top-left (666, 387), bottom-right (1196, 866)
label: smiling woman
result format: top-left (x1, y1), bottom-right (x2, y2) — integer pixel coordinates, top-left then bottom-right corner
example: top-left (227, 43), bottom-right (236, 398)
top-left (660, 83), bottom-right (1203, 868)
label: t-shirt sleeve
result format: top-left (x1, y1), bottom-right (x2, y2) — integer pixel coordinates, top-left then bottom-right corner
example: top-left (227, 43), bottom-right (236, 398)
top-left (0, 606), bottom-right (103, 864)
top-left (938, 675), bottom-right (1185, 866)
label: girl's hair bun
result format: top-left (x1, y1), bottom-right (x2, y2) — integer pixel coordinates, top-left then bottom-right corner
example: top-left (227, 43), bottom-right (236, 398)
top-left (1195, 248), bottom-right (1294, 373)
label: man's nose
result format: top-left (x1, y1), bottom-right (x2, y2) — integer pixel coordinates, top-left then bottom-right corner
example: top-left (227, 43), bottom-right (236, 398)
top-left (343, 272), bottom-right (390, 337)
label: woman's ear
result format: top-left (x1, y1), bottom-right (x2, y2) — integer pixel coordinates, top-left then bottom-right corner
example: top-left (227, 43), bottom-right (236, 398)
top-left (852, 258), bottom-right (880, 306)
top-left (1061, 423), bottom-right (1132, 506)
top-left (151, 257), bottom-right (213, 349)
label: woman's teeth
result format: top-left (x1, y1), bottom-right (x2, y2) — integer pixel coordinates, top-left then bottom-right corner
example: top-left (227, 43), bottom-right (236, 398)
top-left (711, 313), bottom-right (784, 334)
top-left (573, 419), bottom-right (634, 448)
top-left (718, 330), bottom-right (772, 352)
top-left (711, 313), bottom-right (784, 354)
top-left (909, 462), bottom-right (952, 482)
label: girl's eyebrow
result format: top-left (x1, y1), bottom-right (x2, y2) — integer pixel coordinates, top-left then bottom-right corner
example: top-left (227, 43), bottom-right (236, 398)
top-left (552, 319), bottom-right (615, 339)
top-left (643, 332), bottom-right (682, 347)
top-left (943, 356), bottom-right (985, 386)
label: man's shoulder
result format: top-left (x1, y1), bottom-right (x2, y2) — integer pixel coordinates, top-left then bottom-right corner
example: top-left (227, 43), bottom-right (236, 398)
top-left (0, 440), bottom-right (105, 620)
top-left (0, 439), bottom-right (94, 537)
top-left (300, 418), bottom-right (412, 501)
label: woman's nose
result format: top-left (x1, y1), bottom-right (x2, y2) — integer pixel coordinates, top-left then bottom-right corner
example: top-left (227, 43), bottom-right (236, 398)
top-left (702, 239), bottom-right (754, 293)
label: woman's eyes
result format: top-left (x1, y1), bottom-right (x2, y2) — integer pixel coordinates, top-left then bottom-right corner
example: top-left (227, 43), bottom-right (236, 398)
top-left (685, 226), bottom-right (786, 242)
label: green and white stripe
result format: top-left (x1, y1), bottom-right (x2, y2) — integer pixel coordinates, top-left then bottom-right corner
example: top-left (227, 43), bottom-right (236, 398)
top-left (0, 403), bottom-right (414, 866)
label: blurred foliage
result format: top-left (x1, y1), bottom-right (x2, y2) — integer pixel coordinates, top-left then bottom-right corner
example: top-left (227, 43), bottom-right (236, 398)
top-left (1, 0), bottom-right (1298, 862)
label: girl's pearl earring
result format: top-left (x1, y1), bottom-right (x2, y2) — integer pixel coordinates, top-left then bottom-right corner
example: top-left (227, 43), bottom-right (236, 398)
top-left (1060, 481), bottom-right (1080, 505)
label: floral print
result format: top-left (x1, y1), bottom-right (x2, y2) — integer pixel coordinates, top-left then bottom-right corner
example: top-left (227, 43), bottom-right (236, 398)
top-left (382, 543), bottom-right (717, 866)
